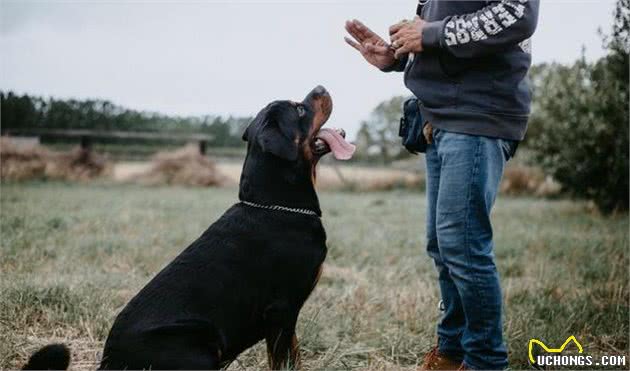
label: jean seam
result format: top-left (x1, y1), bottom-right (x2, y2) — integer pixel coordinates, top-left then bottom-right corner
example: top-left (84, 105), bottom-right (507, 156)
top-left (463, 137), bottom-right (492, 352)
top-left (432, 134), bottom-right (465, 358)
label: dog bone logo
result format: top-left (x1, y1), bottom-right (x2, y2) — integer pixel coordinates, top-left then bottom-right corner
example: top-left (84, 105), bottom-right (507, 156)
top-left (528, 336), bottom-right (584, 364)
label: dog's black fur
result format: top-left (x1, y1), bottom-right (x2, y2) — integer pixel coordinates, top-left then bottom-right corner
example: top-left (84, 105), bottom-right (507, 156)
top-left (24, 86), bottom-right (334, 370)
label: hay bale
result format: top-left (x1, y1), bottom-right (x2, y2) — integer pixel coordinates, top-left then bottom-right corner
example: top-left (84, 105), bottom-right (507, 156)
top-left (134, 144), bottom-right (224, 187)
top-left (0, 137), bottom-right (48, 181)
top-left (0, 136), bottom-right (110, 182)
top-left (500, 165), bottom-right (544, 195)
top-left (46, 147), bottom-right (110, 181)
top-left (500, 164), bottom-right (561, 197)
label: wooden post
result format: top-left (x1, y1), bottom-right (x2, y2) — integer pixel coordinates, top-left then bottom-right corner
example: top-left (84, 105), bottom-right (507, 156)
top-left (198, 140), bottom-right (207, 155)
top-left (80, 135), bottom-right (92, 151)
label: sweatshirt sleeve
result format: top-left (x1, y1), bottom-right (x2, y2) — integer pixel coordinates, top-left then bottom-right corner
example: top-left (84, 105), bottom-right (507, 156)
top-left (380, 55), bottom-right (409, 73)
top-left (422, 0), bottom-right (539, 58)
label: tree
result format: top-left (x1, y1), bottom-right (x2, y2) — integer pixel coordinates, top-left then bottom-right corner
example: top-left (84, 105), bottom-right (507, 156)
top-left (359, 95), bottom-right (408, 163)
top-left (527, 0), bottom-right (629, 213)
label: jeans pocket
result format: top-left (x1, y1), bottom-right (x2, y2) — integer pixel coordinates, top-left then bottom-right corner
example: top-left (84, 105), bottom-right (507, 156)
top-left (499, 139), bottom-right (519, 162)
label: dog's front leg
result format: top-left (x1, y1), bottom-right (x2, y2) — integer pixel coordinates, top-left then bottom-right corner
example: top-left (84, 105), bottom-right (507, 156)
top-left (265, 328), bottom-right (300, 370)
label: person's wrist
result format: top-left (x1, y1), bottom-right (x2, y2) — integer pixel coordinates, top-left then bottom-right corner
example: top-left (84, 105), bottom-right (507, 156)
top-left (373, 47), bottom-right (394, 68)
top-left (379, 60), bottom-right (394, 70)
top-left (379, 55), bottom-right (400, 72)
top-left (415, 21), bottom-right (425, 46)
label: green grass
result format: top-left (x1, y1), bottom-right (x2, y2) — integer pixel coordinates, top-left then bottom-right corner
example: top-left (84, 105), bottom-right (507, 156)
top-left (1, 183), bottom-right (627, 370)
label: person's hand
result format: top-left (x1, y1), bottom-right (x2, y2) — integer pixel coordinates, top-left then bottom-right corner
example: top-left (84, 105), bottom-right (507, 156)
top-left (389, 16), bottom-right (427, 59)
top-left (344, 19), bottom-right (396, 70)
top-left (423, 122), bottom-right (433, 144)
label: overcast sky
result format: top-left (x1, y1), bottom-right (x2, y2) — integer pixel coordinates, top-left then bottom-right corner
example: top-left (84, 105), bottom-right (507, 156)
top-left (0, 0), bottom-right (617, 139)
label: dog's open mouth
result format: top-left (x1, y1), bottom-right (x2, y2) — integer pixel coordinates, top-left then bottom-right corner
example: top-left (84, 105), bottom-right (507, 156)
top-left (303, 86), bottom-right (355, 161)
top-left (313, 128), bottom-right (356, 160)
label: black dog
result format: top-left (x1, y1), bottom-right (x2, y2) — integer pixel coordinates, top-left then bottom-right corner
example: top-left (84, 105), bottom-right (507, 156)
top-left (24, 86), bottom-right (355, 370)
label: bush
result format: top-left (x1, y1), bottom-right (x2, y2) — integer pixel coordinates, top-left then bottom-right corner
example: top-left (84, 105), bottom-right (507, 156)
top-left (527, 0), bottom-right (629, 213)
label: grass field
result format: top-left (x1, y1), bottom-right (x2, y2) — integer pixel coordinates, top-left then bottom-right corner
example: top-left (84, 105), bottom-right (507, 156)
top-left (1, 183), bottom-right (628, 370)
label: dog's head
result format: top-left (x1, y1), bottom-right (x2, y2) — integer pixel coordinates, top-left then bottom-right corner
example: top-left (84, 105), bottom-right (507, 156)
top-left (242, 85), bottom-right (354, 163)
top-left (239, 86), bottom-right (355, 213)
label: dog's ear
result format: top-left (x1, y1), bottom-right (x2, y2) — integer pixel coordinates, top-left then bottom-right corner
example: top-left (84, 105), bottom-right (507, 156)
top-left (257, 116), bottom-right (298, 161)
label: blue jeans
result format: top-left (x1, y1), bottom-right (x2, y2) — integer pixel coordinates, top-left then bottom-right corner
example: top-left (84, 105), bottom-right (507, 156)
top-left (425, 129), bottom-right (516, 370)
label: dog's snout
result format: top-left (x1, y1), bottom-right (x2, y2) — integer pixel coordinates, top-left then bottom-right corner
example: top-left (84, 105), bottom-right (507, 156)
top-left (311, 85), bottom-right (328, 97)
top-left (304, 85), bottom-right (330, 102)
top-left (303, 85), bottom-right (333, 130)
top-left (304, 86), bottom-right (331, 103)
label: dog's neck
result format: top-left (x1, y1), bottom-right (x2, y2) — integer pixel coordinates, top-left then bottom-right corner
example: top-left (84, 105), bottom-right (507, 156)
top-left (238, 152), bottom-right (322, 216)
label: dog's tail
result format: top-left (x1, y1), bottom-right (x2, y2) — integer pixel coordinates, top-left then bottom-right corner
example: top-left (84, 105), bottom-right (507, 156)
top-left (22, 344), bottom-right (70, 370)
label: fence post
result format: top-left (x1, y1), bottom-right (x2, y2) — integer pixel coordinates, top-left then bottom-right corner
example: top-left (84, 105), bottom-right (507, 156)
top-left (198, 140), bottom-right (207, 155)
top-left (80, 135), bottom-right (92, 151)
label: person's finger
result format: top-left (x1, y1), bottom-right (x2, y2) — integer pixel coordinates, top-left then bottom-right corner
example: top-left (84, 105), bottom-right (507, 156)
top-left (392, 27), bottom-right (416, 44)
top-left (389, 20), bottom-right (408, 36)
top-left (354, 19), bottom-right (379, 41)
top-left (365, 43), bottom-right (390, 55)
top-left (394, 42), bottom-right (413, 59)
top-left (346, 23), bottom-right (367, 44)
top-left (389, 24), bottom-right (400, 37)
top-left (346, 20), bottom-right (364, 40)
top-left (391, 29), bottom-right (408, 44)
top-left (344, 36), bottom-right (362, 52)
top-left (353, 19), bottom-right (372, 36)
top-left (346, 20), bottom-right (366, 41)
top-left (345, 21), bottom-right (363, 42)
top-left (391, 32), bottom-right (401, 44)
top-left (391, 26), bottom-right (412, 40)
top-left (394, 25), bottom-right (412, 38)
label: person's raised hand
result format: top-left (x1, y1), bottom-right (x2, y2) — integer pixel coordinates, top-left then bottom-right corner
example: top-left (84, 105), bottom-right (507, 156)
top-left (389, 19), bottom-right (410, 38)
top-left (389, 16), bottom-right (426, 59)
top-left (344, 19), bottom-right (396, 70)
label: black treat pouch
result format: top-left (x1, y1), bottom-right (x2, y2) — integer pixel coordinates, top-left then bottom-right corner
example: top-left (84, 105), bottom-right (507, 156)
top-left (399, 97), bottom-right (427, 154)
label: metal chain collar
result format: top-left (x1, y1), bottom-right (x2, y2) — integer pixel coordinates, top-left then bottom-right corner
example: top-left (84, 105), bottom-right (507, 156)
top-left (240, 200), bottom-right (319, 217)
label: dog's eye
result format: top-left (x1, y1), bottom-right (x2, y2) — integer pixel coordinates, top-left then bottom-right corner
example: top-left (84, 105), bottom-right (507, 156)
top-left (296, 105), bottom-right (306, 117)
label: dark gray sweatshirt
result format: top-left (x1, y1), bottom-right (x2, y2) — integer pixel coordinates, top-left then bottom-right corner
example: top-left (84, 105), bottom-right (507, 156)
top-left (385, 0), bottom-right (540, 141)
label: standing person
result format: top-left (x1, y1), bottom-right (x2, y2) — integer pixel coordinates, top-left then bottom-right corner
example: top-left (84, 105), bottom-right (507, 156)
top-left (344, 1), bottom-right (539, 370)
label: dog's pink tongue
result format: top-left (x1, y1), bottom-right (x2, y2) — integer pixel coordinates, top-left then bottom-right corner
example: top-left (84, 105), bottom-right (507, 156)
top-left (316, 128), bottom-right (356, 160)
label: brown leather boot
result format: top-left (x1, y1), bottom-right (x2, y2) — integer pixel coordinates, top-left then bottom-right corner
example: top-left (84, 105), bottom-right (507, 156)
top-left (419, 347), bottom-right (462, 370)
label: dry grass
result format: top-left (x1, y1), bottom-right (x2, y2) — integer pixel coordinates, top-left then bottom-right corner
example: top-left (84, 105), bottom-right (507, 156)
top-left (315, 165), bottom-right (422, 191)
top-left (131, 144), bottom-right (225, 187)
top-left (3, 139), bottom-right (558, 197)
top-left (1, 184), bottom-right (627, 370)
top-left (114, 161), bottom-right (422, 191)
top-left (0, 137), bottom-right (110, 182)
top-left (208, 162), bottom-right (423, 191)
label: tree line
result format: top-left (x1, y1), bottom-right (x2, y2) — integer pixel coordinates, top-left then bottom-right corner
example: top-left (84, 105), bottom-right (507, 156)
top-left (0, 92), bottom-right (251, 147)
